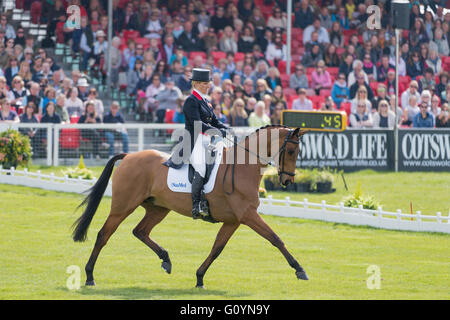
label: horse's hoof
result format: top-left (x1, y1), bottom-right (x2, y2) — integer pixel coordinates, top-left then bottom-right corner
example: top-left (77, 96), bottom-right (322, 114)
top-left (296, 270), bottom-right (309, 280)
top-left (85, 280), bottom-right (96, 286)
top-left (195, 285), bottom-right (205, 289)
top-left (161, 261), bottom-right (172, 274)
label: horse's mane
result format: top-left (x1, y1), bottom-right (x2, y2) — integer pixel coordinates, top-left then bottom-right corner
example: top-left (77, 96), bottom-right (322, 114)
top-left (243, 124), bottom-right (291, 141)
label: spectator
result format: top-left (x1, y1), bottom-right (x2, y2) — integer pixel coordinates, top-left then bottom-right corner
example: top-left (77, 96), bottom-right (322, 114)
top-left (377, 55), bottom-right (395, 83)
top-left (351, 86), bottom-right (372, 114)
top-left (361, 53), bottom-right (376, 81)
top-left (173, 97), bottom-right (186, 124)
top-left (19, 102), bottom-right (41, 152)
top-left (203, 27), bottom-right (219, 52)
top-left (301, 44), bottom-right (323, 68)
top-left (349, 102), bottom-right (373, 128)
top-left (430, 95), bottom-right (442, 119)
top-left (103, 101), bottom-right (129, 158)
top-left (320, 96), bottom-right (337, 111)
top-left (80, 20), bottom-right (100, 72)
top-left (0, 98), bottom-right (19, 122)
top-left (23, 82), bottom-right (43, 115)
top-left (290, 65), bottom-right (309, 91)
top-left (319, 7), bottom-right (333, 31)
top-left (0, 76), bottom-right (12, 101)
top-left (126, 59), bottom-right (143, 96)
top-left (40, 101), bottom-right (61, 124)
top-left (329, 22), bottom-right (344, 48)
top-left (267, 7), bottom-right (287, 31)
top-left (64, 87), bottom-right (84, 117)
top-left (248, 101), bottom-right (271, 127)
top-left (210, 6), bottom-right (231, 32)
top-left (177, 66), bottom-right (192, 94)
top-left (436, 103), bottom-right (449, 128)
top-left (10, 76), bottom-right (27, 108)
top-left (155, 77), bottom-right (182, 123)
top-left (349, 73), bottom-right (374, 101)
top-left (303, 17), bottom-right (330, 46)
top-left (254, 79), bottom-right (271, 102)
top-left (245, 97), bottom-right (257, 115)
top-left (441, 83), bottom-right (450, 104)
top-left (331, 6), bottom-right (349, 30)
top-left (331, 73), bottom-right (350, 109)
top-left (55, 94), bottom-right (69, 123)
top-left (292, 88), bottom-right (313, 111)
top-left (348, 60), bottom-right (368, 87)
top-left (294, 0), bottom-right (314, 29)
top-left (403, 95), bottom-right (420, 126)
top-left (413, 101), bottom-right (434, 128)
top-left (270, 102), bottom-right (284, 125)
top-left (143, 74), bottom-right (165, 117)
top-left (42, 86), bottom-right (56, 115)
top-left (220, 92), bottom-right (233, 116)
top-left (219, 26), bottom-right (238, 53)
top-left (177, 20), bottom-right (204, 52)
top-left (271, 86), bottom-right (287, 110)
top-left (421, 90), bottom-right (432, 109)
top-left (84, 88), bottom-right (104, 120)
top-left (248, 7), bottom-right (266, 39)
top-left (228, 98), bottom-right (248, 126)
top-left (169, 46), bottom-right (188, 67)
top-left (373, 100), bottom-right (396, 129)
top-left (213, 104), bottom-right (227, 124)
top-left (385, 69), bottom-right (397, 97)
top-left (324, 44), bottom-right (340, 67)
top-left (430, 28), bottom-right (449, 57)
top-left (77, 78), bottom-right (90, 101)
top-left (372, 84), bottom-right (390, 113)
top-left (419, 68), bottom-right (436, 93)
top-left (4, 56), bottom-right (19, 87)
top-left (425, 50), bottom-right (442, 75)
top-left (238, 26), bottom-right (256, 53)
top-left (406, 51), bottom-right (424, 79)
top-left (409, 18), bottom-right (429, 51)
top-left (0, 14), bottom-right (15, 39)
top-left (339, 54), bottom-right (354, 79)
top-left (265, 32), bottom-right (286, 63)
top-left (78, 101), bottom-right (102, 159)
top-left (142, 9), bottom-right (163, 39)
top-left (401, 81), bottom-right (421, 109)
top-left (265, 67), bottom-right (281, 91)
top-left (311, 60), bottom-right (332, 95)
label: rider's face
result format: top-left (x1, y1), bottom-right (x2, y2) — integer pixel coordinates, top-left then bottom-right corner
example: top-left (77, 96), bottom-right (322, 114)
top-left (196, 82), bottom-right (211, 95)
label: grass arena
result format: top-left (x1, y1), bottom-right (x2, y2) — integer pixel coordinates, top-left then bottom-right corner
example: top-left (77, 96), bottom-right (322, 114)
top-left (0, 166), bottom-right (448, 300)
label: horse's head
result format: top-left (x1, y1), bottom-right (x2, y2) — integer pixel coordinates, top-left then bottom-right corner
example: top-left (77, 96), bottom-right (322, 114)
top-left (277, 127), bottom-right (306, 187)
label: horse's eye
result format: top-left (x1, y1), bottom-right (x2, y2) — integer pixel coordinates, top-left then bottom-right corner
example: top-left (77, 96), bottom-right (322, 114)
top-left (288, 150), bottom-right (295, 156)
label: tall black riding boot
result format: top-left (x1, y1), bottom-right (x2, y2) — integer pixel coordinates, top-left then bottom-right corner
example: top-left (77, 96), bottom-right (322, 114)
top-left (191, 171), bottom-right (205, 219)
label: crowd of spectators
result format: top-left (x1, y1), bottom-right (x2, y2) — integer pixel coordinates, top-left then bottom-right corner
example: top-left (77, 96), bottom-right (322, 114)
top-left (0, 0), bottom-right (449, 145)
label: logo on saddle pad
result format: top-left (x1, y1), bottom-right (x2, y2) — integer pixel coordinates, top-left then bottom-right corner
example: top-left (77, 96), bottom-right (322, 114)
top-left (171, 182), bottom-right (187, 188)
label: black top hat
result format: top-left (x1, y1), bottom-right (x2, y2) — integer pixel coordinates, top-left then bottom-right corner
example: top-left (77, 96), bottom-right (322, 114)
top-left (190, 68), bottom-right (212, 82)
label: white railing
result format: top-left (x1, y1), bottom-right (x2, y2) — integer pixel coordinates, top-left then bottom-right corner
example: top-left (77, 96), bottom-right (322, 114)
top-left (0, 167), bottom-right (448, 234)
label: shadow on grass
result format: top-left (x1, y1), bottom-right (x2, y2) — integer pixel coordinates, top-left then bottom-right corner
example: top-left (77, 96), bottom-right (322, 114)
top-left (59, 286), bottom-right (249, 300)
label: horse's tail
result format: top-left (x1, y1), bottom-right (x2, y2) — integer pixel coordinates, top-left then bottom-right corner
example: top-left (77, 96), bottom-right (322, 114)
top-left (72, 153), bottom-right (127, 242)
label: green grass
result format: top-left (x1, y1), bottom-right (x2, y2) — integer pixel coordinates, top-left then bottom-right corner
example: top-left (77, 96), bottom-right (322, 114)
top-left (0, 184), bottom-right (449, 300)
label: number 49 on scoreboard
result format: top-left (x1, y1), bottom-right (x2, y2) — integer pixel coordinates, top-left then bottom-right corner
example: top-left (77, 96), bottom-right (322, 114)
top-left (281, 110), bottom-right (347, 132)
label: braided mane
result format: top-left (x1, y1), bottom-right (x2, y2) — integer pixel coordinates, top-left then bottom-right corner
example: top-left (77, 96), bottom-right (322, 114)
top-left (243, 124), bottom-right (291, 141)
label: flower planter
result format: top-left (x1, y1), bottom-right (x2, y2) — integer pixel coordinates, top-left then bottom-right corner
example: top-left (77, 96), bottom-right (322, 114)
top-left (296, 183), bottom-right (311, 193)
top-left (264, 179), bottom-right (275, 191)
top-left (316, 182), bottom-right (333, 193)
top-left (282, 183), bottom-right (297, 192)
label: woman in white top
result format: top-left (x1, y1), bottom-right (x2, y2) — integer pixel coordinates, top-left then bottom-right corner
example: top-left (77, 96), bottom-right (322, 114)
top-left (403, 95), bottom-right (420, 126)
top-left (349, 102), bottom-right (373, 128)
top-left (64, 87), bottom-right (84, 117)
top-left (350, 86), bottom-right (372, 114)
top-left (373, 100), bottom-right (396, 129)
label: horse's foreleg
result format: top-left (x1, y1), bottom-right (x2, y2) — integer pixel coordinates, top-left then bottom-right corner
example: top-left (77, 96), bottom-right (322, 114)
top-left (243, 212), bottom-right (309, 280)
top-left (195, 223), bottom-right (240, 288)
top-left (133, 204), bottom-right (171, 273)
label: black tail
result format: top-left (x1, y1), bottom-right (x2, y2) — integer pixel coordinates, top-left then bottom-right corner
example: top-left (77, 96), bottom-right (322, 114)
top-left (72, 154), bottom-right (127, 242)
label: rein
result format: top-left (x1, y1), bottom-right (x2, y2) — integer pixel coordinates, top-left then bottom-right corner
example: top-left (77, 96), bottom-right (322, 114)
top-left (222, 129), bottom-right (300, 195)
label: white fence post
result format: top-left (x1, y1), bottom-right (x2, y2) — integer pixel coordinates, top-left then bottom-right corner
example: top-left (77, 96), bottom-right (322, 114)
top-left (46, 126), bottom-right (53, 166)
top-left (53, 126), bottom-right (60, 167)
top-left (436, 212), bottom-right (441, 224)
top-left (138, 127), bottom-right (144, 151)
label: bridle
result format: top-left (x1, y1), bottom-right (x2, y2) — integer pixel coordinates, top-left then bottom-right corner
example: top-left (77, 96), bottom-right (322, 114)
top-left (223, 129), bottom-right (301, 195)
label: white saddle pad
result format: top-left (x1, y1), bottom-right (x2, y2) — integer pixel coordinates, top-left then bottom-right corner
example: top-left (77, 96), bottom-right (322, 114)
top-left (167, 141), bottom-right (225, 193)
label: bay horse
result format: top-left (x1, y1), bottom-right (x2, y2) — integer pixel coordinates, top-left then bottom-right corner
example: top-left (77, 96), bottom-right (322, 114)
top-left (72, 125), bottom-right (309, 288)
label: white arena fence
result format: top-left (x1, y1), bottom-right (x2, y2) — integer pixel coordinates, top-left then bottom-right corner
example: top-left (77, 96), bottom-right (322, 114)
top-left (0, 167), bottom-right (448, 234)
top-left (0, 123), bottom-right (254, 167)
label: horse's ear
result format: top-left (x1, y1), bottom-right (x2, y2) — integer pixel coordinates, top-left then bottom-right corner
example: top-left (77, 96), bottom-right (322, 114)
top-left (293, 128), bottom-right (307, 137)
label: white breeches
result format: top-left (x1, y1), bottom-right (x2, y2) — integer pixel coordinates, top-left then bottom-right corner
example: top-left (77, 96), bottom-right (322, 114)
top-left (189, 134), bottom-right (211, 178)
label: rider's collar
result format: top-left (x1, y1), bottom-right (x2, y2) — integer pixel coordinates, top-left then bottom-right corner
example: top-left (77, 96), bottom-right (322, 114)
top-left (193, 89), bottom-right (207, 101)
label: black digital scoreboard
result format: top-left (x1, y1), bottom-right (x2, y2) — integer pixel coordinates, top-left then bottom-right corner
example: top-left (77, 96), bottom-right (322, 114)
top-left (281, 110), bottom-right (347, 132)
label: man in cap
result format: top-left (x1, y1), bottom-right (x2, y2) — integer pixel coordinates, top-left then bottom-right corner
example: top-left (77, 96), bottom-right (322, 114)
top-left (77, 78), bottom-right (90, 101)
top-left (165, 68), bottom-right (229, 221)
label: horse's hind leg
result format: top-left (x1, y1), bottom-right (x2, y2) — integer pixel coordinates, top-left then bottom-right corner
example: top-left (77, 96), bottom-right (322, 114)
top-left (133, 204), bottom-right (171, 273)
top-left (85, 213), bottom-right (128, 286)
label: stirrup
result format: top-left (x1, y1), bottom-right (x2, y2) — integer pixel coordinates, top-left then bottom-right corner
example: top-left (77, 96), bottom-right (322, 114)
top-left (192, 202), bottom-right (202, 219)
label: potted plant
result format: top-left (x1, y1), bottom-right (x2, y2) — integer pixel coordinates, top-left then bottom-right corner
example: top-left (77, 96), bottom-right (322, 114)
top-left (294, 169), bottom-right (313, 192)
top-left (315, 169), bottom-right (334, 193)
top-left (342, 181), bottom-right (381, 210)
top-left (62, 155), bottom-right (95, 180)
top-left (0, 129), bottom-right (32, 170)
top-left (259, 187), bottom-right (268, 198)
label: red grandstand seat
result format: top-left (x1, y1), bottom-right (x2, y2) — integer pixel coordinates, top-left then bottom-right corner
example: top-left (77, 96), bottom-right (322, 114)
top-left (16, 0), bottom-right (24, 9)
top-left (278, 61), bottom-right (295, 74)
top-left (283, 88), bottom-right (297, 101)
top-left (280, 74), bottom-right (290, 88)
top-left (370, 82), bottom-right (381, 94)
top-left (70, 115), bottom-right (80, 124)
top-left (165, 109), bottom-right (175, 123)
top-left (123, 30), bottom-right (140, 40)
top-left (319, 89), bottom-right (332, 97)
top-left (234, 52), bottom-right (245, 62)
top-left (30, 1), bottom-right (42, 24)
top-left (310, 96), bottom-right (326, 109)
top-left (340, 102), bottom-right (352, 116)
top-left (211, 51), bottom-right (226, 64)
top-left (189, 51), bottom-right (207, 60)
top-left (135, 38), bottom-right (150, 50)
top-left (60, 129), bottom-right (81, 149)
top-left (306, 67), bottom-right (315, 75)
top-left (327, 67), bottom-right (339, 78)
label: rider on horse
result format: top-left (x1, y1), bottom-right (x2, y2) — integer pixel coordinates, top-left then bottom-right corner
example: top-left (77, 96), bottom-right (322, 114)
top-left (182, 68), bottom-right (229, 220)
